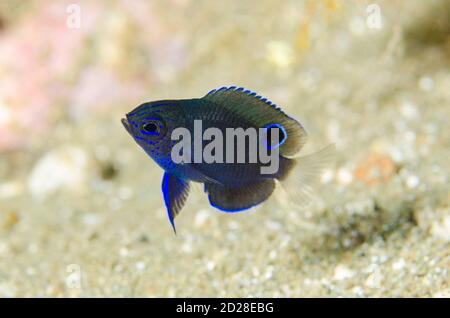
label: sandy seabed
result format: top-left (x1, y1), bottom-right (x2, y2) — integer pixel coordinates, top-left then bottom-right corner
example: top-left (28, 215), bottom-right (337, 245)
top-left (0, 0), bottom-right (448, 297)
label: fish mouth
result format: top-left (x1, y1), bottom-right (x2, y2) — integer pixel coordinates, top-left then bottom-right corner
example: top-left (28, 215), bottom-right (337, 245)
top-left (121, 117), bottom-right (132, 135)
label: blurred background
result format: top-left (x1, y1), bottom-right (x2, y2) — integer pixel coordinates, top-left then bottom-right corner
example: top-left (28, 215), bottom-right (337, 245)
top-left (0, 0), bottom-right (448, 297)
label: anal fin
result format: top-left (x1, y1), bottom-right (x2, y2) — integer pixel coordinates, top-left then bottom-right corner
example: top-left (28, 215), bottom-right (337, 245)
top-left (205, 179), bottom-right (275, 212)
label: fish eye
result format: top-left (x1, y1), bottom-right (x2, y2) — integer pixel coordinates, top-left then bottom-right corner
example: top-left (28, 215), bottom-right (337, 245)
top-left (142, 122), bottom-right (159, 134)
top-left (139, 115), bottom-right (167, 137)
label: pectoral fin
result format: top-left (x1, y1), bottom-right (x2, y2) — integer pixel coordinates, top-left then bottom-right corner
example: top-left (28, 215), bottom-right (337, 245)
top-left (162, 172), bottom-right (190, 233)
top-left (205, 180), bottom-right (275, 212)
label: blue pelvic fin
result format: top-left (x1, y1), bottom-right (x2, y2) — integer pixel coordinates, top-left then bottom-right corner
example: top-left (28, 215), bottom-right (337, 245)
top-left (205, 180), bottom-right (275, 212)
top-left (162, 172), bottom-right (190, 233)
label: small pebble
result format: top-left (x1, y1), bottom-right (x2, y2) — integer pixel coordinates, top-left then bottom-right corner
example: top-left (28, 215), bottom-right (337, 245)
top-left (349, 17), bottom-right (366, 36)
top-left (135, 261), bottom-right (146, 271)
top-left (405, 175), bottom-right (419, 189)
top-left (265, 41), bottom-right (294, 69)
top-left (392, 258), bottom-right (406, 271)
top-left (119, 247), bottom-right (129, 257)
top-left (418, 76), bottom-right (434, 92)
top-left (118, 187), bottom-right (133, 200)
top-left (82, 213), bottom-right (102, 226)
top-left (27, 146), bottom-right (88, 199)
top-left (352, 286), bottom-right (364, 296)
top-left (337, 167), bottom-right (353, 185)
top-left (431, 214), bottom-right (450, 242)
top-left (194, 209), bottom-right (210, 228)
top-left (206, 261), bottom-right (215, 272)
top-left (321, 169), bottom-right (335, 184)
top-left (0, 181), bottom-right (23, 199)
top-left (333, 264), bottom-right (355, 280)
top-left (354, 153), bottom-right (396, 185)
top-left (400, 101), bottom-right (419, 120)
top-left (365, 271), bottom-right (383, 288)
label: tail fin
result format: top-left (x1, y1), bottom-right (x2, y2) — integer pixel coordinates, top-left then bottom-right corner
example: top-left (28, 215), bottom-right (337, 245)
top-left (276, 156), bottom-right (297, 181)
top-left (276, 144), bottom-right (336, 208)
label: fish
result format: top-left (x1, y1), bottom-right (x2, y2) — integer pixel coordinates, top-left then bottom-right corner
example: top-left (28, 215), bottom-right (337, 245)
top-left (122, 86), bottom-right (332, 233)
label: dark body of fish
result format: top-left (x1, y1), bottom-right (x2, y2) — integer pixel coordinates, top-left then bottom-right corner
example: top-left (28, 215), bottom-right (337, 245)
top-left (122, 86), bottom-right (308, 232)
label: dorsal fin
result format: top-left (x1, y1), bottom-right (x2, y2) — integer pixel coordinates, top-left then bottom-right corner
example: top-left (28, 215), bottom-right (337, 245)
top-left (202, 86), bottom-right (307, 156)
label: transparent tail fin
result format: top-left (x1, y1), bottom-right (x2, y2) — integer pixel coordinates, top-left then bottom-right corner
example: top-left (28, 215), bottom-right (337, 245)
top-left (275, 144), bottom-right (336, 209)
